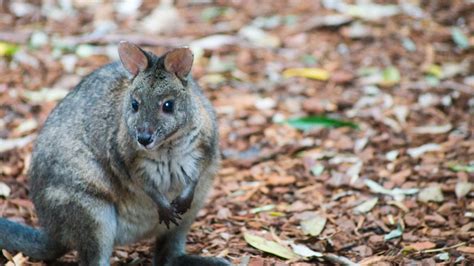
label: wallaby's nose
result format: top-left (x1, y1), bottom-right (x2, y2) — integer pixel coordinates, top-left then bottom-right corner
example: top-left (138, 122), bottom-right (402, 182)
top-left (137, 131), bottom-right (153, 146)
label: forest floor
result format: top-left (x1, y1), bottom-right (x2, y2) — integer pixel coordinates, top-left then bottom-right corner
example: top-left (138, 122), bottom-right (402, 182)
top-left (0, 1), bottom-right (473, 265)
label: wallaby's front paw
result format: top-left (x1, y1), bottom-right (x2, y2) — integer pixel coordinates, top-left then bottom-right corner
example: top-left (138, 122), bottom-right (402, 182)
top-left (171, 194), bottom-right (193, 215)
top-left (158, 205), bottom-right (181, 229)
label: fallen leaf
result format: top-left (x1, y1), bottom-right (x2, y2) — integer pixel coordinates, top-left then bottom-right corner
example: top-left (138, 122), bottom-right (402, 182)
top-left (449, 164), bottom-right (474, 173)
top-left (418, 186), bottom-right (444, 203)
top-left (359, 256), bottom-right (392, 266)
top-left (405, 241), bottom-right (436, 251)
top-left (382, 66), bottom-right (401, 86)
top-left (354, 198), bottom-right (378, 214)
top-left (2, 249), bottom-right (13, 261)
top-left (0, 135), bottom-right (35, 153)
top-left (407, 143), bottom-right (442, 158)
top-left (455, 182), bottom-right (473, 198)
top-left (310, 164), bottom-right (325, 176)
top-left (266, 175), bottom-right (295, 186)
top-left (190, 35), bottom-right (240, 50)
top-left (286, 116), bottom-right (358, 130)
top-left (365, 179), bottom-right (418, 201)
top-left (451, 27), bottom-right (470, 49)
top-left (243, 232), bottom-right (299, 260)
top-left (239, 26), bottom-right (280, 48)
top-left (385, 150), bottom-right (399, 161)
top-left (250, 205), bottom-right (275, 214)
top-left (348, 160), bottom-right (363, 183)
top-left (13, 119), bottom-right (38, 135)
top-left (402, 37), bottom-right (417, 52)
top-left (282, 68), bottom-right (330, 81)
top-left (201, 6), bottom-right (232, 21)
top-left (412, 124), bottom-right (452, 135)
top-left (290, 243), bottom-right (323, 258)
top-left (424, 64), bottom-right (443, 78)
top-left (5, 252), bottom-right (28, 266)
top-left (358, 66), bottom-right (401, 86)
top-left (0, 182), bottom-right (11, 198)
top-left (141, 0), bottom-right (182, 35)
top-left (339, 4), bottom-right (400, 21)
top-left (300, 214), bottom-right (327, 237)
top-left (457, 246), bottom-right (474, 254)
top-left (384, 224), bottom-right (403, 241)
top-left (302, 14), bottom-right (353, 30)
top-left (435, 252), bottom-right (450, 261)
top-left (0, 42), bottom-right (19, 57)
top-left (255, 97), bottom-right (276, 110)
top-left (22, 88), bottom-right (69, 103)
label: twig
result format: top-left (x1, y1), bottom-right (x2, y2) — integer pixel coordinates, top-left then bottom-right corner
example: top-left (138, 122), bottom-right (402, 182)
top-left (418, 242), bottom-right (466, 254)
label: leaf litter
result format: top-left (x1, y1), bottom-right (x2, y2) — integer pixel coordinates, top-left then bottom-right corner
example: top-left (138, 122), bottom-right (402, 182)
top-left (1, 0), bottom-right (473, 265)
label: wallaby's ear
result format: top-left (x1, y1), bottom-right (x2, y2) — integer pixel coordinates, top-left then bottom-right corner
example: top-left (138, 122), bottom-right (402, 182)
top-left (118, 41), bottom-right (148, 77)
top-left (164, 48), bottom-right (193, 80)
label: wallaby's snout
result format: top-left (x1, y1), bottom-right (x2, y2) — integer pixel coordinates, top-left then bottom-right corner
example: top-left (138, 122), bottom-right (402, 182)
top-left (137, 127), bottom-right (154, 147)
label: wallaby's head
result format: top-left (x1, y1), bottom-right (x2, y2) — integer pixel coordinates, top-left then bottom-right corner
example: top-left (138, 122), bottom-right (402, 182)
top-left (118, 41), bottom-right (196, 150)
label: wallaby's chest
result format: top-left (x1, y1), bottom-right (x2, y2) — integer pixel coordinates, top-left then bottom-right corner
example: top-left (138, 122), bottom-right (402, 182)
top-left (114, 146), bottom-right (202, 244)
top-left (135, 147), bottom-right (201, 195)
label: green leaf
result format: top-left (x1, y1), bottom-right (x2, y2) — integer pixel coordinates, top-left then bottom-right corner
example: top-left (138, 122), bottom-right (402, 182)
top-left (0, 42), bottom-right (19, 57)
top-left (451, 27), bottom-right (470, 49)
top-left (250, 204), bottom-right (275, 214)
top-left (201, 7), bottom-right (230, 21)
top-left (311, 164), bottom-right (325, 176)
top-left (384, 224), bottom-right (403, 241)
top-left (244, 232), bottom-right (299, 259)
top-left (425, 64), bottom-right (443, 78)
top-left (382, 66), bottom-right (400, 85)
top-left (286, 116), bottom-right (358, 130)
top-left (449, 164), bottom-right (474, 173)
top-left (401, 37), bottom-right (416, 52)
top-left (301, 54), bottom-right (318, 65)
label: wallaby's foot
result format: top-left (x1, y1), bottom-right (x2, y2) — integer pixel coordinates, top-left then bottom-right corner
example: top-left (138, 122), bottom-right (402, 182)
top-left (168, 255), bottom-right (231, 266)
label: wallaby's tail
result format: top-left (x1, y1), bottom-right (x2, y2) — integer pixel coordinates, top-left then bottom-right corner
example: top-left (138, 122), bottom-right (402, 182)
top-left (0, 218), bottom-right (67, 261)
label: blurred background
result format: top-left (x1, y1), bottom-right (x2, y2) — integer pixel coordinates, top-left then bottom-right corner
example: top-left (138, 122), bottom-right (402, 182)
top-left (0, 0), bottom-right (473, 265)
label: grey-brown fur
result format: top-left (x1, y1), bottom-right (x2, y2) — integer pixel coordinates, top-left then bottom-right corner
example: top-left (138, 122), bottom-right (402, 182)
top-left (0, 42), bottom-right (229, 266)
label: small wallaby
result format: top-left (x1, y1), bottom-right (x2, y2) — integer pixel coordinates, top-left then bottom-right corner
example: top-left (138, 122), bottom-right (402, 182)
top-left (0, 41), bottom-right (230, 266)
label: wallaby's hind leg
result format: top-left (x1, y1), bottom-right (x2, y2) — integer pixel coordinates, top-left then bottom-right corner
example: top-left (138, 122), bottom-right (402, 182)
top-left (153, 216), bottom-right (230, 266)
top-left (75, 204), bottom-right (116, 266)
top-left (39, 193), bottom-right (116, 266)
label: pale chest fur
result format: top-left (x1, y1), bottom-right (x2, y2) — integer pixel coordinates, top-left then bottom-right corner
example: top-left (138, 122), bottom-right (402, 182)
top-left (137, 143), bottom-right (202, 196)
top-left (114, 135), bottom-right (202, 245)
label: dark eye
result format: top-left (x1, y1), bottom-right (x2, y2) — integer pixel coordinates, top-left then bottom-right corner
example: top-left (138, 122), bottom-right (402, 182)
top-left (162, 100), bottom-right (174, 113)
top-left (131, 98), bottom-right (139, 112)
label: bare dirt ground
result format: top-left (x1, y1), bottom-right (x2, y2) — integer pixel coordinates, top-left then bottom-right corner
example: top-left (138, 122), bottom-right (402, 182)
top-left (0, 0), bottom-right (473, 265)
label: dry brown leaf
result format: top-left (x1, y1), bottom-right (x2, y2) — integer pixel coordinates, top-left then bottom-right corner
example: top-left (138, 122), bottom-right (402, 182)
top-left (359, 255), bottom-right (393, 265)
top-left (406, 241), bottom-right (436, 251)
top-left (266, 175), bottom-right (296, 186)
top-left (457, 246), bottom-right (474, 254)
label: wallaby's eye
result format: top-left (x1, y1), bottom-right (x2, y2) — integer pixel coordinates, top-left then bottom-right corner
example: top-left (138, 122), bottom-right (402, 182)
top-left (162, 100), bottom-right (174, 113)
top-left (131, 99), bottom-right (139, 112)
